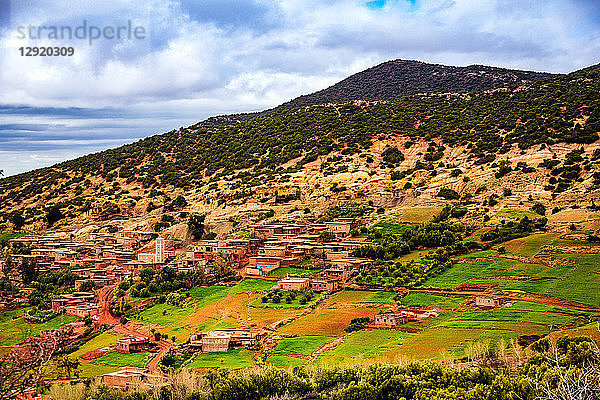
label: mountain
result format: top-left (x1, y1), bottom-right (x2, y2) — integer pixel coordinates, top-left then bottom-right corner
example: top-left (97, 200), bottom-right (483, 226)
top-left (274, 59), bottom-right (555, 110)
top-left (0, 61), bottom-right (599, 232)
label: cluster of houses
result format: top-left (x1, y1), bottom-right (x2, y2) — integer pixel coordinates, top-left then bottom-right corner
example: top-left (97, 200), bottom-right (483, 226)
top-left (3, 230), bottom-right (183, 318)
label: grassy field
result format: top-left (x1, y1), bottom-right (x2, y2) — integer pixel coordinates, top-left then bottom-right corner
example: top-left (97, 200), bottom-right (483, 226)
top-left (422, 257), bottom-right (535, 289)
top-left (269, 355), bottom-right (306, 368)
top-left (273, 336), bottom-right (333, 356)
top-left (0, 232), bottom-right (28, 242)
top-left (267, 267), bottom-right (319, 277)
top-left (362, 291), bottom-right (397, 304)
top-left (132, 303), bottom-right (197, 327)
top-left (278, 307), bottom-right (381, 337)
top-left (188, 285), bottom-right (231, 308)
top-left (503, 233), bottom-right (558, 256)
top-left (370, 221), bottom-right (416, 235)
top-left (422, 246), bottom-right (600, 306)
top-left (71, 331), bottom-right (123, 359)
top-left (497, 254), bottom-right (600, 306)
top-left (229, 279), bottom-right (274, 294)
top-left (495, 209), bottom-right (539, 220)
top-left (79, 363), bottom-right (120, 378)
top-left (400, 293), bottom-right (465, 309)
top-left (0, 309), bottom-right (78, 346)
top-left (186, 348), bottom-right (254, 369)
top-left (92, 352), bottom-right (150, 368)
top-left (315, 330), bottom-right (411, 366)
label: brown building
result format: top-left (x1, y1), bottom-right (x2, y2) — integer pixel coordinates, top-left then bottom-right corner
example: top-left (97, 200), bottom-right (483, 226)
top-left (311, 279), bottom-right (340, 293)
top-left (103, 367), bottom-right (166, 389)
top-left (277, 277), bottom-right (310, 291)
top-left (475, 295), bottom-right (505, 308)
top-left (374, 312), bottom-right (408, 327)
top-left (115, 337), bottom-right (153, 353)
top-left (189, 330), bottom-right (258, 353)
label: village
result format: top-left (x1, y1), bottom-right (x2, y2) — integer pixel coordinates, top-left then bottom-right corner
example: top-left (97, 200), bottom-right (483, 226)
top-left (0, 212), bottom-right (522, 391)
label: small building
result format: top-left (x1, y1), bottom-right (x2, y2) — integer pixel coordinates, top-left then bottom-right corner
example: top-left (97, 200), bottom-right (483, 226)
top-left (374, 312), bottom-right (408, 327)
top-left (116, 337), bottom-right (152, 354)
top-left (103, 367), bottom-right (166, 389)
top-left (475, 295), bottom-right (505, 308)
top-left (311, 279), bottom-right (340, 293)
top-left (189, 330), bottom-right (259, 353)
top-left (277, 277), bottom-right (310, 291)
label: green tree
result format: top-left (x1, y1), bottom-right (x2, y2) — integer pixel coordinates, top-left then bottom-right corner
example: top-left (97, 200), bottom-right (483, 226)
top-left (188, 214), bottom-right (206, 240)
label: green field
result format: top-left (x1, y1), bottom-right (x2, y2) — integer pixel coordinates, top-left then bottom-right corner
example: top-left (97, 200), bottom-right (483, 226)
top-left (79, 363), bottom-right (120, 378)
top-left (267, 267), bottom-right (319, 277)
top-left (273, 336), bottom-right (333, 356)
top-left (315, 330), bottom-right (411, 365)
top-left (186, 348), bottom-right (254, 369)
top-left (400, 293), bottom-right (465, 309)
top-left (362, 291), bottom-right (397, 304)
top-left (132, 303), bottom-right (196, 326)
top-left (0, 232), bottom-right (28, 242)
top-left (269, 355), bottom-right (307, 368)
top-left (229, 279), bottom-right (274, 294)
top-left (0, 309), bottom-right (78, 345)
top-left (370, 221), bottom-right (416, 235)
top-left (495, 209), bottom-right (539, 220)
top-left (188, 285), bottom-right (230, 308)
top-left (92, 352), bottom-right (150, 368)
top-left (71, 332), bottom-right (123, 359)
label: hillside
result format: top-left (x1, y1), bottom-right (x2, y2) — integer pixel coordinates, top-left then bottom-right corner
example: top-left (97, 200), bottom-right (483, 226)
top-left (0, 61), bottom-right (599, 232)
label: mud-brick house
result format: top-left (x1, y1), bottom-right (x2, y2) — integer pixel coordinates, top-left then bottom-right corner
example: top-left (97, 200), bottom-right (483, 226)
top-left (115, 337), bottom-right (153, 353)
top-left (103, 367), bottom-right (166, 389)
top-left (311, 278), bottom-right (340, 293)
top-left (374, 312), bottom-right (408, 327)
top-left (277, 277), bottom-right (310, 291)
top-left (189, 330), bottom-right (259, 353)
top-left (475, 295), bottom-right (505, 308)
top-left (324, 218), bottom-right (357, 237)
top-left (252, 224), bottom-right (284, 240)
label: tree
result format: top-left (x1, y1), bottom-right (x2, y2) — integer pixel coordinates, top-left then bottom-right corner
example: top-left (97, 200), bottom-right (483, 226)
top-left (0, 328), bottom-right (69, 399)
top-left (19, 258), bottom-right (38, 285)
top-left (531, 203), bottom-right (546, 216)
top-left (79, 280), bottom-right (96, 292)
top-left (318, 230), bottom-right (337, 243)
top-left (55, 355), bottom-right (80, 380)
top-left (187, 214), bottom-right (206, 240)
top-left (45, 205), bottom-right (64, 227)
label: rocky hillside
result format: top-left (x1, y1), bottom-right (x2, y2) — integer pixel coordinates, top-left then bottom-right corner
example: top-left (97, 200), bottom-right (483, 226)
top-left (0, 61), bottom-right (599, 233)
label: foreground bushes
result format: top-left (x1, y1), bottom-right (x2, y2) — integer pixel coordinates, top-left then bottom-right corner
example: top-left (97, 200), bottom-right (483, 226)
top-left (42, 335), bottom-right (600, 400)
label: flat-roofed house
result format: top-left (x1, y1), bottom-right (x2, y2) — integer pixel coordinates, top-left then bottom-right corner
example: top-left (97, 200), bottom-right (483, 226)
top-left (475, 295), bottom-right (505, 308)
top-left (311, 279), bottom-right (340, 293)
top-left (115, 337), bottom-right (152, 354)
top-left (103, 367), bottom-right (166, 389)
top-left (277, 277), bottom-right (310, 291)
top-left (374, 312), bottom-right (408, 327)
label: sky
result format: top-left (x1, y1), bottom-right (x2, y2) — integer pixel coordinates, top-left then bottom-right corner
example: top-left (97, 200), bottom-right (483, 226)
top-left (0, 0), bottom-right (599, 177)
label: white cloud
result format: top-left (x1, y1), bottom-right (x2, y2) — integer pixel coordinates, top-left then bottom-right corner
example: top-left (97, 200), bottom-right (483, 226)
top-left (0, 0), bottom-right (599, 175)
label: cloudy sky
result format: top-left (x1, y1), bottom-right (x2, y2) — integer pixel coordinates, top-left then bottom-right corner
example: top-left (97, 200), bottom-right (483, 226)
top-left (0, 0), bottom-right (599, 176)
